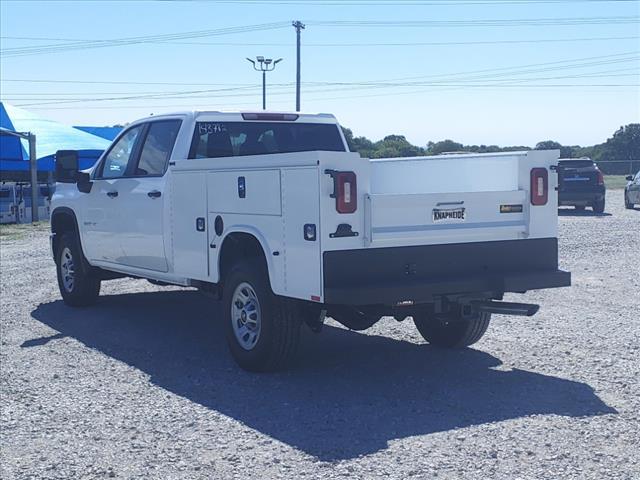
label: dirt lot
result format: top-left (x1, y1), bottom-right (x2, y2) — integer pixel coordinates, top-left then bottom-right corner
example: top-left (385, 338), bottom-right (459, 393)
top-left (1, 190), bottom-right (639, 479)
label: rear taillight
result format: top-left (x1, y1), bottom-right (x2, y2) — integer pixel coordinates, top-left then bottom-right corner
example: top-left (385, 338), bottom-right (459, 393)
top-left (530, 168), bottom-right (548, 206)
top-left (596, 169), bottom-right (604, 185)
top-left (326, 170), bottom-right (357, 214)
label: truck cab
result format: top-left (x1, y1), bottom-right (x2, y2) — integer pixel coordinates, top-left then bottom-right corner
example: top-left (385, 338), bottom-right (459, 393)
top-left (51, 111), bottom-right (570, 371)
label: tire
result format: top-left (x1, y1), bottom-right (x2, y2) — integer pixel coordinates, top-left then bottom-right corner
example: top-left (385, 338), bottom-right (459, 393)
top-left (592, 198), bottom-right (605, 214)
top-left (222, 259), bottom-right (301, 372)
top-left (55, 232), bottom-right (101, 307)
top-left (624, 192), bottom-right (634, 209)
top-left (413, 309), bottom-right (491, 348)
top-left (574, 205), bottom-right (586, 211)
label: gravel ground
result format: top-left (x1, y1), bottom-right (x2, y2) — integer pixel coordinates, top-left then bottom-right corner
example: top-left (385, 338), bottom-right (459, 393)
top-left (1, 190), bottom-right (639, 479)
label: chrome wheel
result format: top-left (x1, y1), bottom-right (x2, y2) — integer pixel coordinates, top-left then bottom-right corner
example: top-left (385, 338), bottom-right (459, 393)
top-left (60, 247), bottom-right (75, 293)
top-left (231, 282), bottom-right (262, 351)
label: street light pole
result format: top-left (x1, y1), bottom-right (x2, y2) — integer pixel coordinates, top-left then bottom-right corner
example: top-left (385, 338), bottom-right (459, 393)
top-left (262, 70), bottom-right (266, 110)
top-left (246, 56), bottom-right (282, 110)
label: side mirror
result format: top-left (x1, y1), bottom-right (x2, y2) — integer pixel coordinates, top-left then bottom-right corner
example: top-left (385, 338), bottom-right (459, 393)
top-left (626, 175), bottom-right (634, 181)
top-left (55, 150), bottom-right (79, 183)
top-left (76, 172), bottom-right (93, 194)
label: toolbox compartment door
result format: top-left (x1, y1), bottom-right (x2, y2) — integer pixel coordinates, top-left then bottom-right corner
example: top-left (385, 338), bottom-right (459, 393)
top-left (364, 190), bottom-right (528, 247)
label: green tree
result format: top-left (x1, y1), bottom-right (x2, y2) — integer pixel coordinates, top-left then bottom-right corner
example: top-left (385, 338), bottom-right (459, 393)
top-left (535, 140), bottom-right (573, 158)
top-left (371, 135), bottom-right (425, 158)
top-left (601, 124), bottom-right (640, 161)
top-left (426, 139), bottom-right (465, 155)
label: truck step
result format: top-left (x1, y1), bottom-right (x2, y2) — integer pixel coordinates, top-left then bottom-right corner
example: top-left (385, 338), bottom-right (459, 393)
top-left (471, 300), bottom-right (540, 317)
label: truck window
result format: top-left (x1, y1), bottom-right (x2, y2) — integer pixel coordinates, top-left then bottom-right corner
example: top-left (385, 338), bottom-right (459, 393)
top-left (188, 122), bottom-right (346, 159)
top-left (135, 120), bottom-right (182, 176)
top-left (558, 160), bottom-right (593, 168)
top-left (99, 125), bottom-right (144, 179)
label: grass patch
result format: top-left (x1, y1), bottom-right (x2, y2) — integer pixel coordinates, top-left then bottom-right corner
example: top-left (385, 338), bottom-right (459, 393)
top-left (0, 221), bottom-right (50, 241)
top-left (605, 175), bottom-right (629, 190)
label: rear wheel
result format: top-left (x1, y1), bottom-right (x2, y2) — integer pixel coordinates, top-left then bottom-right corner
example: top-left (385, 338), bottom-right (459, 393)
top-left (413, 309), bottom-right (491, 348)
top-left (222, 260), bottom-right (301, 372)
top-left (55, 232), bottom-right (101, 307)
top-left (592, 198), bottom-right (605, 214)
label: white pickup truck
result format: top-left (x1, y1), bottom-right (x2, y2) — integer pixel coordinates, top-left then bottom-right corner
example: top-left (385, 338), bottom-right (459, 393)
top-left (51, 111), bottom-right (571, 371)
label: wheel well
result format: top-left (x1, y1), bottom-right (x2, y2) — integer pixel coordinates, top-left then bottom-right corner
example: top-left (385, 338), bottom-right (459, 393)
top-left (51, 209), bottom-right (78, 256)
top-left (219, 233), bottom-right (268, 283)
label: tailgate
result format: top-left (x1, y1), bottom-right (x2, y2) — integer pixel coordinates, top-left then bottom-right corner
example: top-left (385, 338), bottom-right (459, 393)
top-left (558, 166), bottom-right (599, 191)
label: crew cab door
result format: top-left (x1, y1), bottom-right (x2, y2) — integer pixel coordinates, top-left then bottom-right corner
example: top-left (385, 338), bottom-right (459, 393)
top-left (82, 125), bottom-right (145, 263)
top-left (116, 119), bottom-right (181, 272)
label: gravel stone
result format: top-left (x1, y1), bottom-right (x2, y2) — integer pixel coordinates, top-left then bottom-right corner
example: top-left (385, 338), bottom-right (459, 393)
top-left (1, 190), bottom-right (638, 479)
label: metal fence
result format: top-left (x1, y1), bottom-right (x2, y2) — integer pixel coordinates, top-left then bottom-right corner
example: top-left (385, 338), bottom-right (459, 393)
top-left (595, 160), bottom-right (640, 175)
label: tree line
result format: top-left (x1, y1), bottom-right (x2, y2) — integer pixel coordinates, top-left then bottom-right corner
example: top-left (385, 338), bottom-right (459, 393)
top-left (342, 123), bottom-right (640, 174)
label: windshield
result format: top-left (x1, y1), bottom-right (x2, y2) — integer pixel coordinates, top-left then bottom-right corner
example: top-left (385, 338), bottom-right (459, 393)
top-left (558, 160), bottom-right (594, 168)
top-left (189, 122), bottom-right (346, 159)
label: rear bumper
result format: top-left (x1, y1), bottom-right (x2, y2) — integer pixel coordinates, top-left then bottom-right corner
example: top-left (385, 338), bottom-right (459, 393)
top-left (558, 187), bottom-right (605, 206)
top-left (323, 238), bottom-right (571, 306)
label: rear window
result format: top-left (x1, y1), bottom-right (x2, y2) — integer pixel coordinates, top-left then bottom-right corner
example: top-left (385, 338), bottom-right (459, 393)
top-left (559, 160), bottom-right (594, 168)
top-left (188, 122), bottom-right (346, 159)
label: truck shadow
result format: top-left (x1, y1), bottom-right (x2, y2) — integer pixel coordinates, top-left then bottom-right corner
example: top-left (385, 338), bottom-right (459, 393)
top-left (29, 290), bottom-right (615, 461)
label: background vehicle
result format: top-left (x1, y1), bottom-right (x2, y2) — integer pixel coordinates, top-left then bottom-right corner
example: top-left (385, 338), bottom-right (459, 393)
top-left (50, 111), bottom-right (571, 371)
top-left (557, 158), bottom-right (606, 213)
top-left (624, 171), bottom-right (640, 209)
top-left (0, 182), bottom-right (52, 224)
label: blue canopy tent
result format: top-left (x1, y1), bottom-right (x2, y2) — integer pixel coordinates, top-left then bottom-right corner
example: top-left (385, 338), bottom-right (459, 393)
top-left (73, 125), bottom-right (122, 141)
top-left (1, 102), bottom-right (112, 181)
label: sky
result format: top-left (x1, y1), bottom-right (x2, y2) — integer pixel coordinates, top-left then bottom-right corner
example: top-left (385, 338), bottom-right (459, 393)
top-left (1, 0), bottom-right (639, 147)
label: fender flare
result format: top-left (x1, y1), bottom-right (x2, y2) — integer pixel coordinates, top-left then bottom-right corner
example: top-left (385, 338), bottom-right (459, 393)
top-left (50, 207), bottom-right (87, 261)
top-left (216, 225), bottom-right (278, 290)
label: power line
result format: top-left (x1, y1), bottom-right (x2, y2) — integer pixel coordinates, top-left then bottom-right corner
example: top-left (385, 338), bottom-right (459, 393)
top-left (3, 34), bottom-right (638, 48)
top-left (3, 52), bottom-right (637, 96)
top-left (2, 16), bottom-right (638, 57)
top-left (0, 79), bottom-right (257, 86)
top-left (7, 0), bottom-right (635, 3)
top-left (8, 56), bottom-right (638, 107)
top-left (0, 22), bottom-right (291, 57)
top-left (307, 16), bottom-right (639, 27)
top-left (4, 67), bottom-right (636, 98)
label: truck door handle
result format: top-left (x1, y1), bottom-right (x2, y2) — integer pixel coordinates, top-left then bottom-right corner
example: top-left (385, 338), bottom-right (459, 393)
top-left (147, 190), bottom-right (162, 199)
top-left (106, 191), bottom-right (118, 198)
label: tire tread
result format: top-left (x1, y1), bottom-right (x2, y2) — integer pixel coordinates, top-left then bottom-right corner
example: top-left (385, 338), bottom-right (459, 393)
top-left (56, 232), bottom-right (100, 307)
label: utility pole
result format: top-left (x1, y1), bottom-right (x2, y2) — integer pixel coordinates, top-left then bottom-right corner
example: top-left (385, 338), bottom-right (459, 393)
top-left (247, 56), bottom-right (282, 110)
top-left (292, 20), bottom-right (305, 112)
top-left (28, 133), bottom-right (38, 222)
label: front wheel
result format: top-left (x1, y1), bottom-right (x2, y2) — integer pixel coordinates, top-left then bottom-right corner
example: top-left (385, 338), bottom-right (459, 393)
top-left (55, 232), bottom-right (101, 307)
top-left (222, 260), bottom-right (301, 372)
top-left (624, 192), bottom-right (634, 209)
top-left (413, 310), bottom-right (491, 348)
